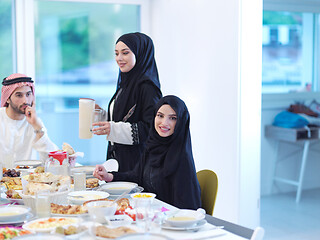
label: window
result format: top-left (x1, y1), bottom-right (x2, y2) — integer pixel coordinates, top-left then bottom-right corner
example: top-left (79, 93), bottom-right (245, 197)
top-left (262, 11), bottom-right (316, 94)
top-left (32, 1), bottom-right (142, 165)
top-left (0, 0), bottom-right (14, 80)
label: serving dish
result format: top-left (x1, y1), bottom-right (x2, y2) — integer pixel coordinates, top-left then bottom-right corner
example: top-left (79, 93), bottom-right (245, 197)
top-left (22, 217), bottom-right (81, 233)
top-left (98, 182), bottom-right (138, 195)
top-left (0, 205), bottom-right (30, 222)
top-left (67, 190), bottom-right (110, 205)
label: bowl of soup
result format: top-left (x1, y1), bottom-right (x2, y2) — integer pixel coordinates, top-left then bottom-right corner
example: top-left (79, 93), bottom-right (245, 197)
top-left (165, 209), bottom-right (205, 227)
top-left (0, 205), bottom-right (30, 222)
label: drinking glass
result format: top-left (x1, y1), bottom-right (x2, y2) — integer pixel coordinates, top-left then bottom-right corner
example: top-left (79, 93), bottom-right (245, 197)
top-left (92, 109), bottom-right (103, 123)
top-left (134, 197), bottom-right (153, 232)
top-left (74, 172), bottom-right (86, 191)
top-left (36, 192), bottom-right (51, 218)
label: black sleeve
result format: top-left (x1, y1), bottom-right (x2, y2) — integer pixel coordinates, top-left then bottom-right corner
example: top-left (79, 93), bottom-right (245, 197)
top-left (134, 82), bottom-right (162, 145)
top-left (112, 156), bottom-right (143, 185)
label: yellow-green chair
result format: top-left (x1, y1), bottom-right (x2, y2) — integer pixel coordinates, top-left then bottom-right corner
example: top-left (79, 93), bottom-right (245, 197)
top-left (196, 169), bottom-right (218, 215)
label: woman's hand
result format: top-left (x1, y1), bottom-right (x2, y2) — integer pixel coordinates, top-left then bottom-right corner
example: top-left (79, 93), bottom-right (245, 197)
top-left (92, 121), bottom-right (111, 135)
top-left (93, 165), bottom-right (114, 182)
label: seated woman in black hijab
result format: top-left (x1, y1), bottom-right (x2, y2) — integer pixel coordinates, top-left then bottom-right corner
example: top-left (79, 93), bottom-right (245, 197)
top-left (93, 95), bottom-right (201, 210)
top-left (92, 32), bottom-right (162, 172)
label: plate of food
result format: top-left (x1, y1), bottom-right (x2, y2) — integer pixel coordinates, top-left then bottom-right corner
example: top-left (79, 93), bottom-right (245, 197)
top-left (1, 176), bottom-right (22, 190)
top-left (54, 224), bottom-right (88, 239)
top-left (0, 226), bottom-right (32, 239)
top-left (2, 189), bottom-right (24, 204)
top-left (98, 182), bottom-right (138, 195)
top-left (22, 217), bottom-right (81, 233)
top-left (14, 160), bottom-right (43, 168)
top-left (50, 203), bottom-right (88, 217)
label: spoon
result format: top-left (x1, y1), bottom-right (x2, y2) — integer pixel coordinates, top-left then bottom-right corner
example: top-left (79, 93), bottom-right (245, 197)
top-left (110, 188), bottom-right (132, 206)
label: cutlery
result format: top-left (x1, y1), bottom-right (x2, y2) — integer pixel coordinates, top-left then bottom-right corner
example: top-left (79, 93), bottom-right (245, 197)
top-left (71, 195), bottom-right (84, 198)
top-left (111, 188), bottom-right (132, 206)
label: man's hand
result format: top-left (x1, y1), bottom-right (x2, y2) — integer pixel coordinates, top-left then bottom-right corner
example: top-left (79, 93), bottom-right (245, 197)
top-left (25, 102), bottom-right (43, 138)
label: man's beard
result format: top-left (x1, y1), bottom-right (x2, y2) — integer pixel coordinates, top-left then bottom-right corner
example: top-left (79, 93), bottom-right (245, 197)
top-left (8, 100), bottom-right (31, 115)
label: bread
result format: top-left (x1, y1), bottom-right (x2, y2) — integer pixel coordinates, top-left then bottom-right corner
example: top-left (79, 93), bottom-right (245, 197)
top-left (51, 203), bottom-right (87, 215)
top-left (95, 226), bottom-right (136, 239)
top-left (62, 143), bottom-right (75, 155)
top-left (26, 182), bottom-right (53, 195)
top-left (86, 178), bottom-right (99, 188)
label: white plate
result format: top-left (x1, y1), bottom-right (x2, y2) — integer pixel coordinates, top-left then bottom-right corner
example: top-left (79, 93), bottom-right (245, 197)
top-left (0, 212), bottom-right (34, 225)
top-left (98, 182), bottom-right (138, 195)
top-left (161, 219), bottom-right (207, 231)
top-left (71, 166), bottom-right (95, 176)
top-left (14, 160), bottom-right (43, 167)
top-left (22, 217), bottom-right (81, 233)
top-left (51, 212), bottom-right (89, 217)
top-left (67, 190), bottom-right (110, 205)
top-left (14, 233), bottom-right (65, 240)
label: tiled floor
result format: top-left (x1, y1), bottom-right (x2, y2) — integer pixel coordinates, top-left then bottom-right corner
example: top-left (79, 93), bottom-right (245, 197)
top-left (260, 188), bottom-right (320, 240)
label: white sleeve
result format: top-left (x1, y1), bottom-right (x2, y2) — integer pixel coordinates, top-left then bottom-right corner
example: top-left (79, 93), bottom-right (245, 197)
top-left (106, 121), bottom-right (134, 145)
top-left (32, 120), bottom-right (59, 162)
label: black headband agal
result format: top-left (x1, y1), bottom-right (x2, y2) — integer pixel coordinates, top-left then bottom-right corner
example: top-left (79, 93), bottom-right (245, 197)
top-left (2, 77), bottom-right (33, 86)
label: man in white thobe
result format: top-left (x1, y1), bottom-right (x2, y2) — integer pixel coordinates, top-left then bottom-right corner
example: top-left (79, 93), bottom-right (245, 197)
top-left (0, 73), bottom-right (58, 167)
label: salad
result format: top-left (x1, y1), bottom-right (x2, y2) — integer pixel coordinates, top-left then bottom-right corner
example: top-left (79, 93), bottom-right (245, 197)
top-left (0, 226), bottom-right (31, 239)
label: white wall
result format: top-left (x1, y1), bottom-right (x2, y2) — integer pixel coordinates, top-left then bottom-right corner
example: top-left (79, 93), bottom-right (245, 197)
top-left (150, 0), bottom-right (262, 228)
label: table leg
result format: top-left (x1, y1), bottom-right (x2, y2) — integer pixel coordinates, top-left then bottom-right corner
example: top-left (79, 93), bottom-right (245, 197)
top-left (296, 140), bottom-right (310, 203)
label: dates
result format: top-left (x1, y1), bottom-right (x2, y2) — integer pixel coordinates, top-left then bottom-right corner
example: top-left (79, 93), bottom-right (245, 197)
top-left (3, 168), bottom-right (20, 177)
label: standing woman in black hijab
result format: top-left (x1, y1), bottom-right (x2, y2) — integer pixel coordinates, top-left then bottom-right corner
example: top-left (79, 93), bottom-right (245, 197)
top-left (93, 95), bottom-right (201, 210)
top-left (92, 32), bottom-right (162, 172)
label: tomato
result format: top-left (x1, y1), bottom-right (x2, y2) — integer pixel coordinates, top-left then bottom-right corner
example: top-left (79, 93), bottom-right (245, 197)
top-left (115, 209), bottom-right (125, 215)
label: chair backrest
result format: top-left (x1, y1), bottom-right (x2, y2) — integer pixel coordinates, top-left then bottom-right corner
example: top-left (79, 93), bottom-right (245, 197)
top-left (196, 169), bottom-right (218, 215)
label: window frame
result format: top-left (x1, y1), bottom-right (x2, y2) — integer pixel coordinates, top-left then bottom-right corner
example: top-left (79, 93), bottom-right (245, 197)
top-left (263, 0), bottom-right (320, 97)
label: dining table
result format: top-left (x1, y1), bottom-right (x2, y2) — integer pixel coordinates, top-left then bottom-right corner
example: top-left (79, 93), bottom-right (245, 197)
top-left (0, 166), bottom-right (259, 240)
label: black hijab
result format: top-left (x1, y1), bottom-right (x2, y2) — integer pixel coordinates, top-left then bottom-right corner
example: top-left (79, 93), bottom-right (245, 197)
top-left (109, 32), bottom-right (161, 122)
top-left (145, 95), bottom-right (194, 177)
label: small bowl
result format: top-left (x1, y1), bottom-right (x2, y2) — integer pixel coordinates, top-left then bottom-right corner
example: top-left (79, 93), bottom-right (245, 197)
top-left (0, 205), bottom-right (30, 222)
top-left (67, 191), bottom-right (110, 205)
top-left (86, 200), bottom-right (117, 223)
top-left (165, 209), bottom-right (205, 227)
top-left (130, 192), bottom-right (156, 207)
